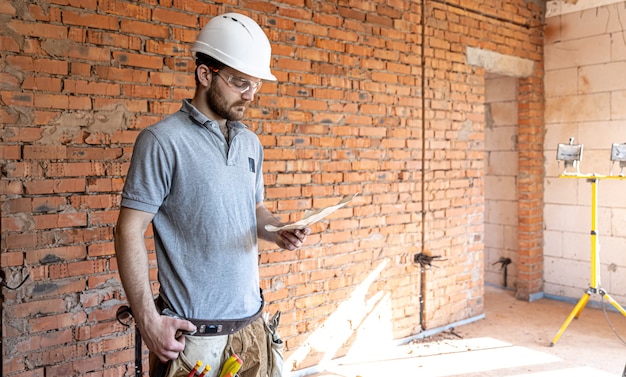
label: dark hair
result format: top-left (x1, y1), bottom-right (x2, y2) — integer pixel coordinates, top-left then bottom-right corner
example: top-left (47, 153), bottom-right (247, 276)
top-left (194, 53), bottom-right (226, 85)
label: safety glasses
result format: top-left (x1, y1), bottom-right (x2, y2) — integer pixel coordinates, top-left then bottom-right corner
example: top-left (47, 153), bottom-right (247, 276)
top-left (211, 68), bottom-right (263, 94)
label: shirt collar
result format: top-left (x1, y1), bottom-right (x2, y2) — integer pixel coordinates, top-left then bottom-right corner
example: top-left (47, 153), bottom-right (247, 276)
top-left (182, 99), bottom-right (247, 130)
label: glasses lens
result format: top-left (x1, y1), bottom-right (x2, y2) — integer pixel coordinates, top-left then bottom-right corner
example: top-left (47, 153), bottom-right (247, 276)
top-left (230, 76), bottom-right (252, 92)
top-left (218, 71), bottom-right (261, 93)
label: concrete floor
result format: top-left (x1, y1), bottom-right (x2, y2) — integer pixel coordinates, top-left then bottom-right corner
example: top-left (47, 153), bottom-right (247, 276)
top-left (308, 285), bottom-right (626, 377)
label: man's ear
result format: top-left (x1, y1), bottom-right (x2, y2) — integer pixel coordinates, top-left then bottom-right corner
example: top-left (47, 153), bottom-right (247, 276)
top-left (197, 64), bottom-right (212, 87)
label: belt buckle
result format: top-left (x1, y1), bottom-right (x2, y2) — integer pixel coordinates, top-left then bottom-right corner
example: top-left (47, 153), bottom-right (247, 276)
top-left (199, 324), bottom-right (222, 334)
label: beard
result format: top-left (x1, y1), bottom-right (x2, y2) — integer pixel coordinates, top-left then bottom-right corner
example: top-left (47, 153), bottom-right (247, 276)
top-left (206, 79), bottom-right (247, 121)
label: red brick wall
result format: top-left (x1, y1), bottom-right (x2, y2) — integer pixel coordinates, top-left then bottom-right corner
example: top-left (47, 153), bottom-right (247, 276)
top-left (0, 0), bottom-right (544, 375)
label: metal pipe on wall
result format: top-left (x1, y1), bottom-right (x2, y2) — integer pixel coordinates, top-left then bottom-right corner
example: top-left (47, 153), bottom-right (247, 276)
top-left (419, 0), bottom-right (427, 331)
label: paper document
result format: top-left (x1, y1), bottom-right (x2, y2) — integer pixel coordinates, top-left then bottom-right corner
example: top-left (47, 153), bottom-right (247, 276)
top-left (265, 193), bottom-right (358, 232)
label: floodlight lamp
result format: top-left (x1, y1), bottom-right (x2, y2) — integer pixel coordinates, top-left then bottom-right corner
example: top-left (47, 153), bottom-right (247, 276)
top-left (556, 137), bottom-right (583, 175)
top-left (610, 143), bottom-right (626, 176)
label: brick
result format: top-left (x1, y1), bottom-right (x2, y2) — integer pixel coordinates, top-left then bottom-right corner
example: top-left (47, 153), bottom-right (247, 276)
top-left (260, 97), bottom-right (295, 108)
top-left (3, 197), bottom-right (51, 214)
top-left (23, 145), bottom-right (66, 160)
top-left (8, 19), bottom-right (67, 39)
top-left (32, 197), bottom-right (69, 214)
top-left (0, 35), bottom-right (20, 51)
top-left (29, 310), bottom-right (87, 332)
top-left (152, 7), bottom-right (197, 27)
top-left (89, 176), bottom-right (124, 192)
top-left (120, 19), bottom-right (169, 38)
top-left (103, 349), bottom-right (134, 367)
top-left (63, 79), bottom-right (120, 96)
top-left (0, 0), bottom-right (17, 15)
top-left (173, 0), bottom-right (219, 15)
top-left (72, 355), bottom-right (108, 377)
top-left (98, 0), bottom-right (151, 19)
top-left (69, 194), bottom-right (116, 209)
top-left (149, 71), bottom-right (194, 87)
top-left (1, 145), bottom-right (21, 159)
top-left (1, 251), bottom-right (24, 267)
top-left (67, 147), bottom-right (124, 161)
top-left (0, 107), bottom-right (20, 125)
top-left (122, 84), bottom-right (170, 99)
top-left (33, 93), bottom-right (91, 110)
top-left (277, 198), bottom-right (312, 211)
top-left (27, 3), bottom-right (58, 22)
top-left (33, 111), bottom-right (59, 125)
top-left (33, 212), bottom-right (88, 230)
top-left (87, 242), bottom-right (115, 257)
top-left (3, 161), bottom-right (44, 178)
top-left (30, 278), bottom-right (87, 299)
top-left (46, 162), bottom-right (105, 177)
top-left (22, 76), bottom-right (63, 92)
top-left (10, 298), bottom-right (66, 318)
top-left (93, 98), bottom-right (147, 113)
top-left (81, 226), bottom-right (114, 243)
top-left (172, 26), bottom-right (200, 44)
top-left (113, 51), bottom-right (163, 69)
top-left (41, 40), bottom-right (112, 62)
top-left (42, 344), bottom-right (80, 365)
top-left (145, 39), bottom-right (191, 57)
top-left (1, 91), bottom-right (34, 106)
top-left (63, 11), bottom-right (118, 31)
top-left (76, 321), bottom-right (125, 341)
top-left (25, 246), bottom-right (86, 264)
top-left (24, 178), bottom-right (86, 195)
top-left (49, 259), bottom-right (108, 279)
top-left (88, 30), bottom-right (142, 49)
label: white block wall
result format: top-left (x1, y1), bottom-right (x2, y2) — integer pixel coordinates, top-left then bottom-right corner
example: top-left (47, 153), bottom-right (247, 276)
top-left (485, 75), bottom-right (519, 289)
top-left (544, 1), bottom-right (626, 305)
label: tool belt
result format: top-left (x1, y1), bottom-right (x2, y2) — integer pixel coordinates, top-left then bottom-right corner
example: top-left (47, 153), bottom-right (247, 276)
top-left (155, 291), bottom-right (264, 336)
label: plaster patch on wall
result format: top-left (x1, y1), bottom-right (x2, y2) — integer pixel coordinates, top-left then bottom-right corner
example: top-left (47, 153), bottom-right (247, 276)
top-left (466, 47), bottom-right (535, 78)
top-left (38, 104), bottom-right (130, 145)
top-left (458, 120), bottom-right (473, 141)
top-left (546, 0), bottom-right (623, 17)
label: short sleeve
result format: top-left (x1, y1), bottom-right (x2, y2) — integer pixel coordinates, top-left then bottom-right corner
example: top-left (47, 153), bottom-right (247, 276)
top-left (121, 129), bottom-right (172, 214)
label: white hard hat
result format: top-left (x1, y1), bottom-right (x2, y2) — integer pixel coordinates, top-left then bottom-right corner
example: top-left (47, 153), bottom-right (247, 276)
top-left (191, 13), bottom-right (277, 81)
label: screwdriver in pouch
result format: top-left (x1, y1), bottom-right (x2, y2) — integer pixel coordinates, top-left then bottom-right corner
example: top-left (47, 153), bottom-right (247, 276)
top-left (197, 365), bottom-right (211, 377)
top-left (187, 361), bottom-right (203, 377)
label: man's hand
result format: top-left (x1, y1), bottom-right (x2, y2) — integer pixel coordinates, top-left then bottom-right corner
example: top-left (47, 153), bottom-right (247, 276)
top-left (256, 202), bottom-right (311, 249)
top-left (139, 314), bottom-right (197, 363)
top-left (276, 228), bottom-right (310, 250)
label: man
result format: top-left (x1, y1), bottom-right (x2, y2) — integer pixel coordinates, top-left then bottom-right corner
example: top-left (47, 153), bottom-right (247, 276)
top-left (114, 13), bottom-right (309, 377)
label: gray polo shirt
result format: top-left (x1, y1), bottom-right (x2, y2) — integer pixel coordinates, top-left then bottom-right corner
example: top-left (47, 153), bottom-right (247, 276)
top-left (121, 99), bottom-right (264, 320)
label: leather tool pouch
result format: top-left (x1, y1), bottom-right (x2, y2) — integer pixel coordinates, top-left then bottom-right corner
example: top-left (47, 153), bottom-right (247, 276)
top-left (150, 336), bottom-right (227, 377)
top-left (264, 311), bottom-right (284, 377)
top-left (164, 352), bottom-right (195, 377)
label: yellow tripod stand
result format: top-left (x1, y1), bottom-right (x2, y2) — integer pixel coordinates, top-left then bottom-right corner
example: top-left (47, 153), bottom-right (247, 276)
top-left (550, 174), bottom-right (626, 346)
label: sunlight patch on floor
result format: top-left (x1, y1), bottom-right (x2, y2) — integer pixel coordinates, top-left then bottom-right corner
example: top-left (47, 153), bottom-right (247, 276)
top-left (309, 336), bottom-right (617, 377)
top-left (323, 338), bottom-right (561, 377)
top-left (510, 367), bottom-right (617, 377)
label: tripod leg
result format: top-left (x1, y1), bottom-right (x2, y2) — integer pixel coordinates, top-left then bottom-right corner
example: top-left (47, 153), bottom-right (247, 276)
top-left (573, 296), bottom-right (586, 320)
top-left (601, 291), bottom-right (626, 317)
top-left (550, 293), bottom-right (590, 346)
